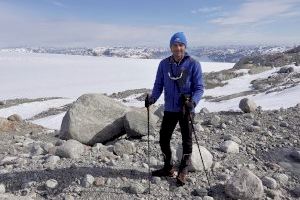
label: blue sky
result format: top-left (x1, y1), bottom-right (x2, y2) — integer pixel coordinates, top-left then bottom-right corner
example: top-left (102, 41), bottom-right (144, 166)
top-left (0, 0), bottom-right (299, 47)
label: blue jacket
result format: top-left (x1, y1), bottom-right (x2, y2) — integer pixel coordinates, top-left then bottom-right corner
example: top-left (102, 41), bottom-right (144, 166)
top-left (151, 53), bottom-right (204, 112)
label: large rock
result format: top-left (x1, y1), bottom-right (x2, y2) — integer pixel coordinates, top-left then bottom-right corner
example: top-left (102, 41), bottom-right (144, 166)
top-left (124, 110), bottom-right (156, 138)
top-left (153, 104), bottom-right (164, 119)
top-left (60, 93), bottom-right (129, 145)
top-left (225, 168), bottom-right (264, 200)
top-left (55, 139), bottom-right (85, 159)
top-left (174, 144), bottom-right (213, 172)
top-left (239, 98), bottom-right (257, 113)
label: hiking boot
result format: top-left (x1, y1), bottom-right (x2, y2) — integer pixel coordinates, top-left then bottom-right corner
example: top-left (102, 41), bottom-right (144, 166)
top-left (176, 153), bottom-right (191, 186)
top-left (176, 171), bottom-right (188, 186)
top-left (152, 165), bottom-right (176, 177)
top-left (152, 152), bottom-right (175, 177)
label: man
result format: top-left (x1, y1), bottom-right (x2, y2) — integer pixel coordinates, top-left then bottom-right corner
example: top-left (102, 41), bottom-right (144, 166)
top-left (145, 32), bottom-right (204, 186)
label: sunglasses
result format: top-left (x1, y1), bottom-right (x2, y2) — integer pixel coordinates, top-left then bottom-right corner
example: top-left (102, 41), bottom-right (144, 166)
top-left (168, 71), bottom-right (183, 80)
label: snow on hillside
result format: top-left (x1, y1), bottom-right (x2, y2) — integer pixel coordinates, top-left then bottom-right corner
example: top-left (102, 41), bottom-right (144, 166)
top-left (0, 51), bottom-right (234, 99)
top-left (1, 51), bottom-right (300, 130)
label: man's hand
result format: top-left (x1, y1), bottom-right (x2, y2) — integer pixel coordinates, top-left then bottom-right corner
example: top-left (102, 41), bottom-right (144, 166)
top-left (145, 95), bottom-right (155, 108)
top-left (184, 100), bottom-right (196, 112)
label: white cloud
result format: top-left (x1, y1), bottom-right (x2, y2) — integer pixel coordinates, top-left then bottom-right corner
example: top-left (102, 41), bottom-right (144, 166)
top-left (210, 0), bottom-right (300, 25)
top-left (191, 6), bottom-right (222, 14)
top-left (45, 0), bottom-right (66, 8)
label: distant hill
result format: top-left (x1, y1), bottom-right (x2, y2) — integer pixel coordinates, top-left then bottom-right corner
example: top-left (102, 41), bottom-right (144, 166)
top-left (0, 45), bottom-right (294, 63)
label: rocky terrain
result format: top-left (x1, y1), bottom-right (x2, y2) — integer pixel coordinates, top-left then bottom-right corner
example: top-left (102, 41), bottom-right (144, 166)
top-left (0, 46), bottom-right (300, 200)
top-left (0, 92), bottom-right (299, 200)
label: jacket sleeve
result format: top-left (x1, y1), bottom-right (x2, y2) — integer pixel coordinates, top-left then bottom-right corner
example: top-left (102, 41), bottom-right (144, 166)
top-left (150, 61), bottom-right (164, 103)
top-left (191, 61), bottom-right (204, 106)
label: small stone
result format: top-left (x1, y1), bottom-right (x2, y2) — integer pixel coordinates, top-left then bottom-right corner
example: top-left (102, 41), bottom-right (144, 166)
top-left (200, 107), bottom-right (209, 114)
top-left (42, 142), bottom-right (55, 154)
top-left (142, 163), bottom-right (149, 168)
top-left (244, 113), bottom-right (254, 119)
top-left (45, 179), bottom-right (58, 189)
top-left (122, 154), bottom-right (130, 161)
top-left (113, 140), bottom-right (136, 156)
top-left (252, 120), bottom-right (261, 126)
top-left (82, 174), bottom-right (94, 187)
top-left (193, 187), bottom-right (208, 197)
top-left (0, 183), bottom-right (5, 194)
top-left (108, 160), bottom-right (117, 166)
top-left (208, 115), bottom-right (221, 126)
top-left (45, 155), bottom-right (60, 165)
top-left (7, 114), bottom-right (22, 122)
top-left (94, 177), bottom-right (105, 187)
top-left (262, 176), bottom-right (277, 189)
top-left (127, 183), bottom-right (145, 194)
top-left (63, 194), bottom-right (75, 200)
top-left (239, 98), bottom-right (257, 113)
top-left (272, 173), bottom-right (288, 186)
top-left (141, 135), bottom-right (155, 141)
top-left (280, 121), bottom-right (288, 127)
top-left (149, 156), bottom-right (157, 166)
top-left (0, 100), bottom-right (6, 106)
top-left (203, 196), bottom-right (214, 200)
top-left (246, 125), bottom-right (260, 132)
top-left (55, 139), bottom-right (85, 159)
top-left (152, 177), bottom-right (161, 184)
top-left (218, 173), bottom-right (230, 181)
top-left (269, 125), bottom-right (276, 130)
top-left (220, 140), bottom-right (239, 153)
top-left (220, 123), bottom-right (227, 129)
top-left (20, 188), bottom-right (30, 196)
top-left (195, 123), bottom-right (205, 132)
top-left (223, 134), bottom-right (241, 144)
top-left (0, 156), bottom-right (18, 166)
top-left (29, 143), bottom-right (44, 156)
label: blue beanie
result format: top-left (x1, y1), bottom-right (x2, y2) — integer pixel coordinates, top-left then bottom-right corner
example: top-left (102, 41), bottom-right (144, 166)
top-left (170, 32), bottom-right (187, 47)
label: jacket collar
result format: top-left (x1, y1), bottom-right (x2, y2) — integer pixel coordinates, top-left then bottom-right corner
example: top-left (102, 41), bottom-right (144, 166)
top-left (169, 52), bottom-right (190, 65)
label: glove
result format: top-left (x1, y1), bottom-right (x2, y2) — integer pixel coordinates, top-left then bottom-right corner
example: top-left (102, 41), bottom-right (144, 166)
top-left (184, 100), bottom-right (196, 112)
top-left (145, 95), bottom-right (155, 108)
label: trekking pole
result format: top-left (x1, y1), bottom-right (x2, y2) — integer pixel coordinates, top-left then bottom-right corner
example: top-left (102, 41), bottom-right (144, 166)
top-left (146, 94), bottom-right (151, 194)
top-left (188, 112), bottom-right (211, 188)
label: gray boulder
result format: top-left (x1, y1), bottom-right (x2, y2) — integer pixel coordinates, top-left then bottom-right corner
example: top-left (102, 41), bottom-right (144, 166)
top-left (7, 114), bottom-right (22, 122)
top-left (225, 168), bottom-right (263, 200)
top-left (56, 139), bottom-right (85, 159)
top-left (0, 100), bottom-right (6, 106)
top-left (153, 104), bottom-right (164, 119)
top-left (262, 176), bottom-right (277, 189)
top-left (124, 110), bottom-right (156, 138)
top-left (239, 98), bottom-right (257, 113)
top-left (175, 144), bottom-right (213, 172)
top-left (60, 93), bottom-right (129, 145)
top-left (278, 66), bottom-right (294, 73)
top-left (113, 140), bottom-right (136, 156)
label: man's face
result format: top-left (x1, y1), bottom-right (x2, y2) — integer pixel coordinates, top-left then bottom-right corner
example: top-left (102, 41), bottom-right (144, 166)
top-left (171, 43), bottom-right (186, 58)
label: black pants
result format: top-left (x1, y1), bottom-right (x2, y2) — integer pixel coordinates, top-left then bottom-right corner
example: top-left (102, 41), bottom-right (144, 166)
top-left (159, 111), bottom-right (195, 163)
